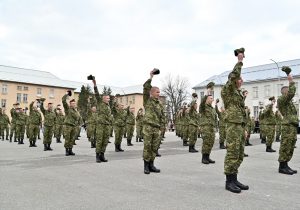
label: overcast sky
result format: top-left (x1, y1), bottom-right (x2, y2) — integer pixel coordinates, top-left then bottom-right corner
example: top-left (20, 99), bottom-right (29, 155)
top-left (0, 0), bottom-right (300, 88)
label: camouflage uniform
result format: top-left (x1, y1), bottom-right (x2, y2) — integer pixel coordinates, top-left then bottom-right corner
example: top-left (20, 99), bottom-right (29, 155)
top-left (264, 104), bottom-right (276, 149)
top-left (126, 108), bottom-right (135, 145)
top-left (25, 114), bottom-right (30, 139)
top-left (112, 104), bottom-right (127, 151)
top-left (15, 110), bottom-right (27, 144)
top-left (275, 111), bottom-right (282, 142)
top-left (188, 101), bottom-right (200, 152)
top-left (215, 105), bottom-right (226, 146)
top-left (259, 109), bottom-right (266, 143)
top-left (135, 111), bottom-right (144, 142)
top-left (10, 108), bottom-right (17, 142)
top-left (181, 108), bottom-right (189, 146)
top-left (86, 109), bottom-right (97, 147)
top-left (54, 111), bottom-right (65, 142)
top-left (277, 81), bottom-right (298, 164)
top-left (244, 109), bottom-right (252, 146)
top-left (221, 61), bottom-right (246, 175)
top-left (40, 101), bottom-right (56, 149)
top-left (0, 111), bottom-right (10, 141)
top-left (28, 102), bottom-right (42, 146)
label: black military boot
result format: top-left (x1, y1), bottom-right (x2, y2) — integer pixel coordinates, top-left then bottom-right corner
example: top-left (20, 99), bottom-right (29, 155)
top-left (245, 139), bottom-right (252, 146)
top-left (118, 144), bottom-right (124, 152)
top-left (219, 143), bottom-right (226, 149)
top-left (233, 174), bottom-right (249, 190)
top-left (144, 160), bottom-right (150, 174)
top-left (6, 136), bottom-right (9, 140)
top-left (183, 140), bottom-right (188, 146)
top-left (261, 137), bottom-right (266, 144)
top-left (14, 137), bottom-right (17, 142)
top-left (9, 136), bottom-right (12, 142)
top-left (136, 136), bottom-right (139, 142)
top-left (266, 145), bottom-right (276, 153)
top-left (100, 152), bottom-right (108, 162)
top-left (47, 144), bottom-right (53, 151)
top-left (44, 144), bottom-right (47, 151)
top-left (20, 139), bottom-right (24, 144)
top-left (96, 153), bottom-right (101, 163)
top-left (32, 140), bottom-right (37, 147)
top-left (1, 136), bottom-right (4, 141)
top-left (115, 144), bottom-right (120, 152)
top-left (65, 148), bottom-right (70, 156)
top-left (189, 145), bottom-right (198, 153)
top-left (29, 141), bottom-right (33, 147)
top-left (279, 162), bottom-right (294, 175)
top-left (208, 154), bottom-right (215, 164)
top-left (18, 139), bottom-right (21, 144)
top-left (225, 174), bottom-right (241, 193)
top-left (202, 154), bottom-right (209, 164)
top-left (244, 153), bottom-right (249, 157)
top-left (139, 138), bottom-right (143, 142)
top-left (69, 148), bottom-right (75, 156)
top-left (286, 162), bottom-right (297, 174)
top-left (149, 160), bottom-right (160, 173)
top-left (127, 139), bottom-right (133, 146)
top-left (156, 150), bottom-right (161, 157)
top-left (275, 136), bottom-right (280, 142)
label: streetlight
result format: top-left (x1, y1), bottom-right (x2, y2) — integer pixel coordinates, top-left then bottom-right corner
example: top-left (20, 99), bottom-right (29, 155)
top-left (270, 59), bottom-right (280, 82)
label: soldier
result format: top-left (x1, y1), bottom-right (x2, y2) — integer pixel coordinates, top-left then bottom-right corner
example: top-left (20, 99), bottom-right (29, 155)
top-left (188, 101), bottom-right (200, 153)
top-left (15, 108), bottom-right (27, 144)
top-left (54, 106), bottom-right (65, 143)
top-left (259, 107), bottom-right (266, 143)
top-left (181, 105), bottom-right (189, 146)
top-left (40, 98), bottom-right (56, 151)
top-left (264, 97), bottom-right (277, 152)
top-left (215, 99), bottom-right (226, 149)
top-left (28, 101), bottom-right (42, 147)
top-left (92, 77), bottom-right (111, 163)
top-left (199, 82), bottom-right (217, 164)
top-left (142, 69), bottom-right (164, 174)
top-left (0, 109), bottom-right (10, 141)
top-left (221, 47), bottom-right (249, 193)
top-left (277, 66), bottom-right (298, 175)
top-left (86, 105), bottom-right (97, 148)
top-left (245, 107), bottom-right (252, 146)
top-left (135, 108), bottom-right (144, 142)
top-left (160, 114), bottom-right (167, 140)
top-left (126, 107), bottom-right (135, 146)
top-left (25, 108), bottom-right (30, 139)
top-left (62, 92), bottom-right (80, 156)
top-left (74, 115), bottom-right (83, 144)
top-left (275, 110), bottom-right (282, 142)
top-left (10, 103), bottom-right (19, 142)
top-left (112, 102), bottom-right (127, 152)
top-left (37, 107), bottom-right (42, 140)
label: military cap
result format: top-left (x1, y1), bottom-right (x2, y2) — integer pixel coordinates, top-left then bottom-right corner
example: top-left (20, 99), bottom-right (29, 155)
top-left (40, 98), bottom-right (46, 102)
top-left (269, 96), bottom-right (275, 101)
top-left (138, 108), bottom-right (143, 111)
top-left (70, 99), bottom-right (76, 103)
top-left (192, 93), bottom-right (198, 98)
top-left (281, 66), bottom-right (291, 75)
top-left (152, 68), bottom-right (160, 75)
top-left (234, 47), bottom-right (245, 57)
top-left (87, 74), bottom-right (95, 80)
top-left (67, 90), bottom-right (72, 96)
top-left (15, 102), bottom-right (20, 105)
top-left (206, 82), bottom-right (215, 89)
top-left (242, 90), bottom-right (248, 94)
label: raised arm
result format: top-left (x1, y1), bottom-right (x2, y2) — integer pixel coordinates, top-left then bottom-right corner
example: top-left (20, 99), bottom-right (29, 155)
top-left (62, 94), bottom-right (69, 115)
top-left (143, 71), bottom-right (154, 106)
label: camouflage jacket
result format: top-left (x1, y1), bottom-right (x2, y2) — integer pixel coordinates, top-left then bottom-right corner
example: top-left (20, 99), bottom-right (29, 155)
top-left (87, 112), bottom-right (98, 125)
top-left (126, 109), bottom-right (135, 125)
top-left (259, 110), bottom-right (265, 125)
top-left (221, 62), bottom-right (246, 124)
top-left (55, 113), bottom-right (65, 125)
top-left (112, 104), bottom-right (127, 127)
top-left (62, 94), bottom-right (80, 126)
top-left (275, 111), bottom-right (282, 125)
top-left (199, 102), bottom-right (216, 127)
top-left (0, 113), bottom-right (10, 125)
top-left (136, 113), bottom-right (144, 127)
top-left (16, 112), bottom-right (27, 125)
top-left (181, 108), bottom-right (190, 126)
top-left (94, 86), bottom-right (112, 125)
top-left (143, 79), bottom-right (165, 128)
top-left (10, 108), bottom-right (17, 124)
top-left (29, 101), bottom-right (42, 125)
top-left (277, 81), bottom-right (298, 126)
top-left (188, 102), bottom-right (200, 127)
top-left (264, 104), bottom-right (276, 125)
top-left (215, 105), bottom-right (226, 126)
top-left (40, 102), bottom-right (56, 126)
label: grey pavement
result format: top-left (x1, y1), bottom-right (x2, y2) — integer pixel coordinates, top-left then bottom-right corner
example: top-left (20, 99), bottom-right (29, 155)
top-left (0, 132), bottom-right (299, 210)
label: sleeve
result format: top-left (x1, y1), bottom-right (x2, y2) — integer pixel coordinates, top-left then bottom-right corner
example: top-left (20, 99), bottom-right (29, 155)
top-left (94, 86), bottom-right (102, 103)
top-left (62, 94), bottom-right (69, 115)
top-left (143, 79), bottom-right (152, 106)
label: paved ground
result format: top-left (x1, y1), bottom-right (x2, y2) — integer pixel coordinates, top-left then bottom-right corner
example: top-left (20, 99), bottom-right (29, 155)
top-left (0, 132), bottom-right (299, 210)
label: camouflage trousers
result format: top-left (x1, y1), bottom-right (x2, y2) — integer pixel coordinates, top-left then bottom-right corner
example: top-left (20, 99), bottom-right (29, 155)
top-left (278, 125), bottom-right (297, 162)
top-left (95, 124), bottom-right (110, 153)
top-left (219, 125), bottom-right (226, 144)
top-left (201, 125), bottom-right (215, 154)
top-left (126, 124), bottom-right (135, 140)
top-left (114, 126), bottom-right (125, 145)
top-left (136, 125), bottom-right (143, 139)
top-left (188, 125), bottom-right (198, 146)
top-left (64, 125), bottom-right (77, 149)
top-left (0, 124), bottom-right (9, 139)
top-left (265, 124), bottom-right (275, 146)
top-left (29, 124), bottom-right (40, 141)
top-left (143, 124), bottom-right (160, 162)
top-left (276, 124), bottom-right (281, 139)
top-left (260, 124), bottom-right (266, 139)
top-left (55, 124), bottom-right (64, 139)
top-left (26, 124), bottom-right (30, 138)
top-left (76, 126), bottom-right (81, 138)
top-left (43, 125), bottom-right (54, 144)
top-left (224, 123), bottom-right (245, 175)
top-left (182, 125), bottom-right (189, 141)
top-left (10, 123), bottom-right (16, 139)
top-left (109, 125), bottom-right (113, 137)
top-left (87, 124), bottom-right (96, 142)
top-left (16, 124), bottom-right (25, 140)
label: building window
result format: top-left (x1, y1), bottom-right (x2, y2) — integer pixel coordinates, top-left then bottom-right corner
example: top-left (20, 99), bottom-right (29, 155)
top-left (37, 88), bottom-right (42, 96)
top-left (17, 93), bottom-right (22, 103)
top-left (253, 87), bottom-right (258, 98)
top-left (23, 86), bottom-right (29, 91)
top-left (132, 96), bottom-right (135, 104)
top-left (49, 89), bottom-right (54, 98)
top-left (2, 84), bottom-right (8, 94)
top-left (23, 94), bottom-right (28, 103)
top-left (253, 106), bottom-right (259, 119)
top-left (1, 99), bottom-right (6, 108)
top-left (200, 91), bottom-right (204, 99)
top-left (277, 84), bottom-right (283, 96)
top-left (264, 85), bottom-right (271, 97)
top-left (17, 86), bottom-right (22, 91)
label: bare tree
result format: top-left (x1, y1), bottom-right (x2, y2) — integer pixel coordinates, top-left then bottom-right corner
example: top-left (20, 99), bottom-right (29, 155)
top-left (161, 74), bottom-right (190, 121)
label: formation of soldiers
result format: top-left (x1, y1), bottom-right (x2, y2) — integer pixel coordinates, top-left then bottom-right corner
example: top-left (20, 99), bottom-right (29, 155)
top-left (0, 48), bottom-right (298, 194)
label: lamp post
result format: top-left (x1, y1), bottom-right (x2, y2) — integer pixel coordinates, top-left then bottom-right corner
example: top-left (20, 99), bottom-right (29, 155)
top-left (270, 59), bottom-right (280, 82)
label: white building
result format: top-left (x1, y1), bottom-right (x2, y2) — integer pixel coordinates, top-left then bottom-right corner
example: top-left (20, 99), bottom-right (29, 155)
top-left (192, 59), bottom-right (300, 120)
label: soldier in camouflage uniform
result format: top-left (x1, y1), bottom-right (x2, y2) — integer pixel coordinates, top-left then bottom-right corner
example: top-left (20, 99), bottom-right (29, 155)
top-left (188, 101), bottom-right (200, 153)
top-left (181, 106), bottom-right (189, 146)
top-left (277, 67), bottom-right (298, 175)
top-left (244, 107), bottom-right (252, 146)
top-left (199, 83), bottom-right (217, 164)
top-left (126, 107), bottom-right (135, 146)
top-left (135, 108), bottom-right (144, 142)
top-left (74, 115), bottom-right (83, 144)
top-left (264, 97), bottom-right (277, 152)
top-left (0, 108), bottom-right (10, 141)
top-left (62, 93), bottom-right (80, 156)
top-left (15, 108), bottom-right (27, 144)
top-left (25, 109), bottom-right (30, 139)
top-left (10, 103), bottom-right (19, 142)
top-left (28, 101), bottom-right (42, 147)
top-left (142, 70), bottom-right (164, 174)
top-left (54, 107), bottom-right (65, 143)
top-left (40, 99), bottom-right (56, 151)
top-left (221, 48), bottom-right (249, 193)
top-left (275, 110), bottom-right (282, 142)
top-left (215, 99), bottom-right (226, 149)
top-left (112, 102), bottom-right (127, 152)
top-left (92, 78), bottom-right (111, 163)
top-left (259, 107), bottom-right (266, 143)
top-left (87, 105), bottom-right (97, 148)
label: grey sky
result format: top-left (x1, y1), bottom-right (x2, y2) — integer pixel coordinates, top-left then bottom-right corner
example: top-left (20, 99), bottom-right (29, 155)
top-left (0, 0), bottom-right (299, 88)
